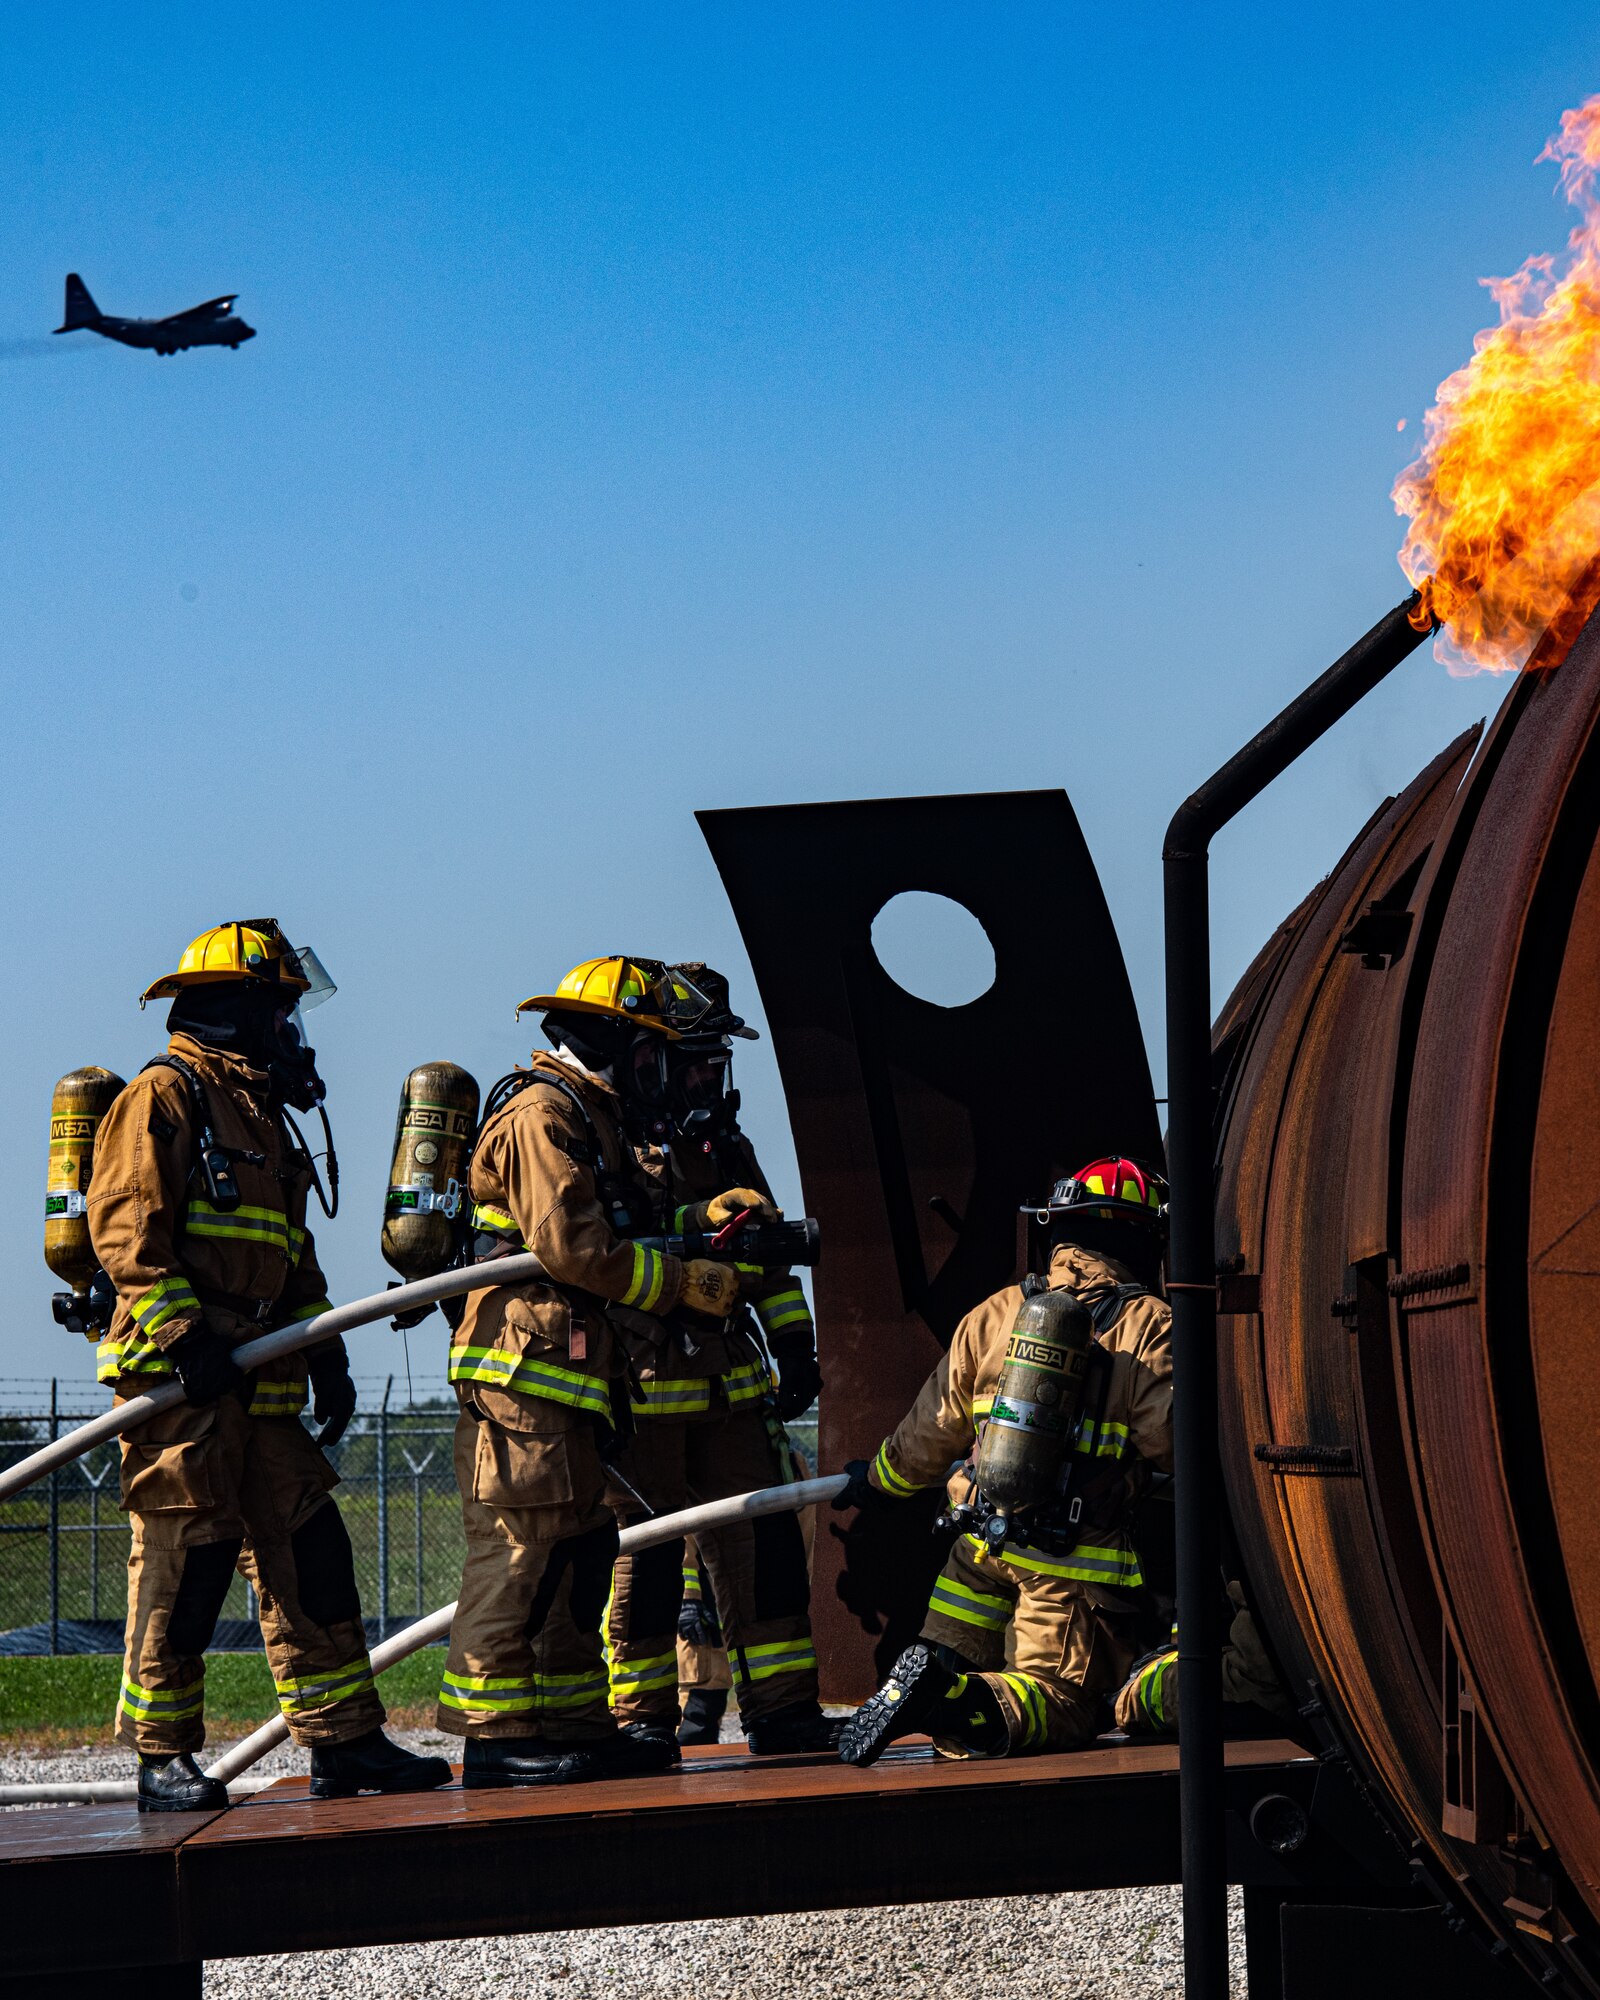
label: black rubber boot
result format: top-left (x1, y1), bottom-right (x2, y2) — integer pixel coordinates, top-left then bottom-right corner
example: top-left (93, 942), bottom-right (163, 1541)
top-left (308, 1727), bottom-right (452, 1799)
top-left (137, 1752), bottom-right (229, 1814)
top-left (463, 1726), bottom-right (679, 1789)
top-left (744, 1701), bottom-right (845, 1755)
top-left (613, 1722), bottom-right (682, 1769)
top-left (677, 1687), bottom-right (728, 1746)
top-left (461, 1737), bottom-right (565, 1788)
top-left (838, 1643), bottom-right (1008, 1768)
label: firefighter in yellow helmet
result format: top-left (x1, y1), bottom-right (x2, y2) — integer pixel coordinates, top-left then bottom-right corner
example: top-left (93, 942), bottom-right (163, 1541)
top-left (836, 1157), bottom-right (1172, 1765)
top-left (85, 923), bottom-right (449, 1810)
top-left (601, 961), bottom-right (836, 1755)
top-left (437, 956), bottom-right (739, 1784)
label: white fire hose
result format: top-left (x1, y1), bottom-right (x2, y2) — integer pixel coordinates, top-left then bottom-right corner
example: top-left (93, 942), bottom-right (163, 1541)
top-left (0, 1473), bottom-right (848, 1806)
top-left (0, 1254), bottom-right (559, 1503)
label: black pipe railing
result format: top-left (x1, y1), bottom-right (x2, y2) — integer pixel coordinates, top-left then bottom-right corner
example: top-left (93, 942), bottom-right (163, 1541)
top-left (1162, 592), bottom-right (1432, 1997)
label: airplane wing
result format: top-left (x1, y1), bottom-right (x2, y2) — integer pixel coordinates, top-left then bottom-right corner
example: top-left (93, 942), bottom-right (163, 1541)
top-left (155, 295), bottom-right (237, 327)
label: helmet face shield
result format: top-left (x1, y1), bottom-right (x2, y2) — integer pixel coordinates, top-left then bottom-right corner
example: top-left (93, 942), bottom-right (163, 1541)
top-left (624, 1031), bottom-right (671, 1108)
top-left (667, 1038), bottom-right (731, 1114)
top-left (289, 944), bottom-right (336, 1010)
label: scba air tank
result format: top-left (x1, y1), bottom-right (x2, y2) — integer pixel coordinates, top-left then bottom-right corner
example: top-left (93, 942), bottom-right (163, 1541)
top-left (44, 1068), bottom-right (126, 1294)
top-left (381, 1063), bottom-right (480, 1282)
top-left (973, 1284), bottom-right (1097, 1517)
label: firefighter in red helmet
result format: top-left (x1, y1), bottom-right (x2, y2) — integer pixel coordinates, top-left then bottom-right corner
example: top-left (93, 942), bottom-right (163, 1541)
top-left (836, 1157), bottom-right (1172, 1764)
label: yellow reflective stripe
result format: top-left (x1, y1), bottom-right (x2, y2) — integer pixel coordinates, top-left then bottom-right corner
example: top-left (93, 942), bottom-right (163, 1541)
top-left (970, 1392), bottom-right (995, 1422)
top-left (926, 1572), bottom-right (1011, 1630)
top-left (927, 1582), bottom-right (1010, 1631)
top-left (97, 1332), bottom-right (175, 1382)
top-left (439, 1672), bottom-right (535, 1714)
top-left (274, 1658), bottom-right (375, 1712)
top-left (472, 1203), bottom-right (522, 1239)
top-left (1075, 1417), bottom-right (1132, 1460)
top-left (1131, 1651), bottom-right (1177, 1730)
top-left (872, 1442), bottom-right (922, 1497)
top-left (285, 1298), bottom-right (331, 1324)
top-left (733, 1639), bottom-right (817, 1687)
top-left (128, 1274), bottom-right (201, 1333)
top-left (968, 1533), bottom-right (1144, 1590)
top-left (447, 1344), bottom-right (612, 1418)
top-left (186, 1201), bottom-right (295, 1254)
top-left (619, 1243), bottom-right (666, 1313)
top-left (630, 1376), bottom-right (713, 1415)
top-left (608, 1651), bottom-right (678, 1695)
top-left (998, 1671), bottom-right (1048, 1747)
top-left (118, 1673), bottom-right (204, 1719)
top-left (528, 1672), bottom-right (611, 1710)
top-left (639, 1246), bottom-right (667, 1313)
top-left (247, 1380), bottom-right (308, 1418)
top-left (756, 1287), bottom-right (813, 1335)
top-left (288, 1223), bottom-right (307, 1265)
top-left (673, 1205), bottom-right (695, 1230)
top-left (725, 1361), bottom-right (774, 1406)
top-left (440, 1667), bottom-right (608, 1713)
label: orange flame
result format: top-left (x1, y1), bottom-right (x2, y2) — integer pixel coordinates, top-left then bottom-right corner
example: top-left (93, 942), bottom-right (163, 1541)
top-left (1395, 96), bottom-right (1600, 673)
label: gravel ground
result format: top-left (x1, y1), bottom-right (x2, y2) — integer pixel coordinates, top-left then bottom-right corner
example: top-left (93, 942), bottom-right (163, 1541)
top-left (2, 1734), bottom-right (1248, 1996)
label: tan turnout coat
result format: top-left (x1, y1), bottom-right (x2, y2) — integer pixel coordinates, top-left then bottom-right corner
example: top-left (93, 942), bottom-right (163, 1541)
top-left (87, 1033), bottom-right (338, 1414)
top-left (868, 1244), bottom-right (1172, 1595)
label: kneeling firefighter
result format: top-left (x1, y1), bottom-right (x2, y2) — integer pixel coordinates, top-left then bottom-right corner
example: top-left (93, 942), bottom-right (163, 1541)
top-left (836, 1157), bottom-right (1172, 1765)
top-left (84, 923), bottom-right (449, 1810)
top-left (596, 960), bottom-right (836, 1755)
top-left (437, 958), bottom-right (742, 1785)
top-left (1113, 1584), bottom-right (1295, 1738)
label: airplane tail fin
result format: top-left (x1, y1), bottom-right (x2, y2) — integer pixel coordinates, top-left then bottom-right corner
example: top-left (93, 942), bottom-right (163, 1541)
top-left (55, 273), bottom-right (100, 332)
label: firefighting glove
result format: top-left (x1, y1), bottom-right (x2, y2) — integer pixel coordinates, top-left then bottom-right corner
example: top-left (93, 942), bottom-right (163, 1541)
top-left (770, 1329), bottom-right (822, 1421)
top-left (306, 1344), bottom-right (358, 1449)
top-left (677, 1596), bottom-right (724, 1648)
top-left (679, 1259), bottom-right (739, 1317)
top-left (831, 1457), bottom-right (894, 1513)
top-left (386, 1282), bottom-right (437, 1333)
top-left (701, 1188), bottom-right (782, 1228)
top-left (169, 1324), bottom-right (248, 1407)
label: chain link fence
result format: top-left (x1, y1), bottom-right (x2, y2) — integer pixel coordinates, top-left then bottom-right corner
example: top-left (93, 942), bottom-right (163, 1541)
top-left (0, 1379), bottom-right (820, 1655)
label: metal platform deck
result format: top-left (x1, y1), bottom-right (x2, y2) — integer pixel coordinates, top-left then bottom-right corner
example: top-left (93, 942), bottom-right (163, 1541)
top-left (2, 1736), bottom-right (1336, 1995)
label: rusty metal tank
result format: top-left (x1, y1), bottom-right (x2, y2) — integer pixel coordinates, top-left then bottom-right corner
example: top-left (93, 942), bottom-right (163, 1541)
top-left (1214, 602), bottom-right (1600, 1991)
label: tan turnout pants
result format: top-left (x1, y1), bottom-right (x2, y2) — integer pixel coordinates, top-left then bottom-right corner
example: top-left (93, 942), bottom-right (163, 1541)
top-left (1113, 1588), bottom-right (1294, 1735)
top-left (115, 1392), bottom-right (382, 1754)
top-left (605, 1408), bottom-right (817, 1728)
top-left (918, 1534), bottom-right (1140, 1754)
top-left (676, 1539), bottom-right (733, 1696)
top-left (438, 1389), bottom-right (618, 1741)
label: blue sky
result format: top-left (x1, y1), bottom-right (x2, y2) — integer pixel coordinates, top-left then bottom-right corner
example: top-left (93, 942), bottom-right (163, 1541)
top-left (4, 4), bottom-right (1596, 1385)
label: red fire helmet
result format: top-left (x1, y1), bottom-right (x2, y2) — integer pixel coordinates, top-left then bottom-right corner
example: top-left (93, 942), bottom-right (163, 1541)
top-left (1026, 1156), bottom-right (1169, 1229)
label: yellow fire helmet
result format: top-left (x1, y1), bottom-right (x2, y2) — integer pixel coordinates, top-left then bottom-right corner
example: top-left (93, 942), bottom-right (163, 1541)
top-left (140, 920), bottom-right (333, 1010)
top-left (517, 956), bottom-right (684, 1039)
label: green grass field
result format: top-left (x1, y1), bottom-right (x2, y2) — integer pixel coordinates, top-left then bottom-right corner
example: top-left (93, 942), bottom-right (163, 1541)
top-left (0, 1646), bottom-right (448, 1742)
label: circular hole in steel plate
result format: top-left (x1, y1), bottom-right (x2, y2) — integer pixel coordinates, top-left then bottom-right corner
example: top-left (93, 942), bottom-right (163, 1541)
top-left (870, 891), bottom-right (997, 1009)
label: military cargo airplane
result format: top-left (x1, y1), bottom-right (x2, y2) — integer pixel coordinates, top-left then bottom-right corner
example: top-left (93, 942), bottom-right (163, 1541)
top-left (52, 273), bottom-right (255, 355)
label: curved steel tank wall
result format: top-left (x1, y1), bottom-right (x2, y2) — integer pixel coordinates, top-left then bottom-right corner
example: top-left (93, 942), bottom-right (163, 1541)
top-left (1217, 608), bottom-right (1600, 1993)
